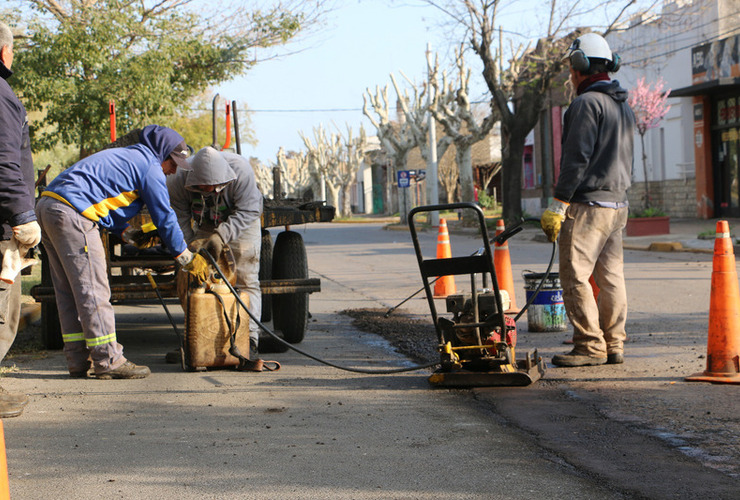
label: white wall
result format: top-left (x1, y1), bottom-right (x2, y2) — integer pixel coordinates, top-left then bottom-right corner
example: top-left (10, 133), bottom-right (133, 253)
top-left (607, 0), bottom-right (718, 183)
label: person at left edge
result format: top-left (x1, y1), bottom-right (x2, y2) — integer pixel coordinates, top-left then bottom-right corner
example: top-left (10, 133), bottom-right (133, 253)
top-left (35, 126), bottom-right (209, 379)
top-left (0, 21), bottom-right (41, 417)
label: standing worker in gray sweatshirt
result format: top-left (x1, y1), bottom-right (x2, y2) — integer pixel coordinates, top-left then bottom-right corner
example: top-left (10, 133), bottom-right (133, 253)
top-left (541, 32), bottom-right (636, 367)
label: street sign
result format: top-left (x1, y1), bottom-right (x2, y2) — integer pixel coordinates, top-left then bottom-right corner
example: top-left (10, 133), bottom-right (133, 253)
top-left (397, 170), bottom-right (410, 188)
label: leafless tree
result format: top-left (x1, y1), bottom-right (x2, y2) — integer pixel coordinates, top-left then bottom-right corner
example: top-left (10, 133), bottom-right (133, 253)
top-left (301, 125), bottom-right (343, 212)
top-left (389, 72), bottom-right (453, 209)
top-left (423, 0), bottom-right (650, 221)
top-left (250, 156), bottom-right (274, 196)
top-left (429, 48), bottom-right (498, 222)
top-left (272, 147), bottom-right (314, 199)
top-left (363, 85), bottom-right (418, 221)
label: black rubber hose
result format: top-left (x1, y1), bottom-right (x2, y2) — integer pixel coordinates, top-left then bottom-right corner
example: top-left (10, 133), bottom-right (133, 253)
top-left (199, 250), bottom-right (440, 374)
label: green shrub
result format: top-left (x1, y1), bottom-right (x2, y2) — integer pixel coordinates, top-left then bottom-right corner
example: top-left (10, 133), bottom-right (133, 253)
top-left (629, 206), bottom-right (666, 218)
top-left (478, 191), bottom-right (496, 209)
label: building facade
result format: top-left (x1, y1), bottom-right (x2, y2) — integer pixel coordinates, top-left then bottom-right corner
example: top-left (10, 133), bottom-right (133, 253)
top-left (527, 0), bottom-right (740, 219)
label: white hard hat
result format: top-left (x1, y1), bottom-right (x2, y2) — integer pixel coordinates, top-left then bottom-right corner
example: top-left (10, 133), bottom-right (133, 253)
top-left (569, 33), bottom-right (613, 62)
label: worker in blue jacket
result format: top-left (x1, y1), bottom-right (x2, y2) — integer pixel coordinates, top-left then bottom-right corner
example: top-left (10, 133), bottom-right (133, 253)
top-left (0, 22), bottom-right (41, 417)
top-left (36, 126), bottom-right (209, 379)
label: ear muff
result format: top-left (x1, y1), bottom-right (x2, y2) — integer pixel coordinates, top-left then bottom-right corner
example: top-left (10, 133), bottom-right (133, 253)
top-left (569, 49), bottom-right (590, 73)
top-left (608, 53), bottom-right (621, 73)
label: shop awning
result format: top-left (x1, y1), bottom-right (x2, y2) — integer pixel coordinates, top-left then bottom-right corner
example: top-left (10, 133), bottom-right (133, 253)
top-left (669, 78), bottom-right (740, 97)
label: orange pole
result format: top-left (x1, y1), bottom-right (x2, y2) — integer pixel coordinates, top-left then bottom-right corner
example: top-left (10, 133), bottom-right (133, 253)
top-left (108, 100), bottom-right (116, 142)
top-left (222, 101), bottom-right (232, 151)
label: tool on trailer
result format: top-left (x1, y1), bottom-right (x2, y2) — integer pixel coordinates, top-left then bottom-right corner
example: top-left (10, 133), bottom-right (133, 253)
top-left (408, 202), bottom-right (547, 387)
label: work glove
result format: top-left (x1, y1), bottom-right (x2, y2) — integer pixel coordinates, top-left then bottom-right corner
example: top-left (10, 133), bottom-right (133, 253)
top-left (12, 221), bottom-right (41, 247)
top-left (188, 239), bottom-right (204, 252)
top-left (176, 249), bottom-right (209, 282)
top-left (122, 226), bottom-right (159, 249)
top-left (204, 233), bottom-right (225, 259)
top-left (540, 199), bottom-right (569, 242)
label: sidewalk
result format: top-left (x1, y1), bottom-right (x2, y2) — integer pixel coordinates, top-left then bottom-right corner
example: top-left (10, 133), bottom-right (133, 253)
top-left (620, 217), bottom-right (737, 254)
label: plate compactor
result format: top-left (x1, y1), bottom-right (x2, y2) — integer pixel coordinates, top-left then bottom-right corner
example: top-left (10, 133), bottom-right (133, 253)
top-left (408, 203), bottom-right (546, 388)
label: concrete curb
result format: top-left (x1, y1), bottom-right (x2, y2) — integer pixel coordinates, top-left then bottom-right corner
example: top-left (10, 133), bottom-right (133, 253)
top-left (623, 242), bottom-right (713, 254)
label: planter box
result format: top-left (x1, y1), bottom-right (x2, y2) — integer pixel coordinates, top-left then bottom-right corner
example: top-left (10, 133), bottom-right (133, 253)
top-left (625, 216), bottom-right (670, 237)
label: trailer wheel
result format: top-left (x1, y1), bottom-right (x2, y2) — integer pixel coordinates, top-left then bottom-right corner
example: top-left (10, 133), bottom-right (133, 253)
top-left (259, 229), bottom-right (273, 322)
top-left (41, 302), bottom-right (63, 350)
top-left (271, 230), bottom-right (308, 343)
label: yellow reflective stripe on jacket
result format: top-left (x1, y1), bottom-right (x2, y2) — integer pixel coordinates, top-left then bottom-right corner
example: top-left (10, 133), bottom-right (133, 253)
top-left (80, 191), bottom-right (139, 222)
top-left (86, 333), bottom-right (117, 347)
top-left (41, 190), bottom-right (139, 222)
top-left (41, 191), bottom-right (75, 209)
top-left (62, 332), bottom-right (85, 343)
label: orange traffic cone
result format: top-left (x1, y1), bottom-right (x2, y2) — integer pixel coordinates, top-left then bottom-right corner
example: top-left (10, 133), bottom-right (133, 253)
top-left (0, 420), bottom-right (9, 500)
top-left (493, 219), bottom-right (519, 313)
top-left (686, 220), bottom-right (740, 384)
top-left (433, 218), bottom-right (456, 297)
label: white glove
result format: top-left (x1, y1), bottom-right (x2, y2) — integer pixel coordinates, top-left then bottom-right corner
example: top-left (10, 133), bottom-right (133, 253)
top-left (12, 221), bottom-right (42, 247)
top-left (175, 248), bottom-right (194, 266)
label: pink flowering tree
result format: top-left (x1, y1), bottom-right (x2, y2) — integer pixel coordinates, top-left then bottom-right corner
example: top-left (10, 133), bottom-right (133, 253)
top-left (629, 77), bottom-right (671, 210)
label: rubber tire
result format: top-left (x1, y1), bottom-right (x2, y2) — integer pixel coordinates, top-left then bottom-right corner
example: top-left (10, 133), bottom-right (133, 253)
top-left (271, 230), bottom-right (308, 344)
top-left (259, 229), bottom-right (273, 322)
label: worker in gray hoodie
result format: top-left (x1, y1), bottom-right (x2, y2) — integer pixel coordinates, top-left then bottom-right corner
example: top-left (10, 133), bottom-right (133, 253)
top-left (167, 146), bottom-right (264, 359)
top-left (541, 32), bottom-right (635, 368)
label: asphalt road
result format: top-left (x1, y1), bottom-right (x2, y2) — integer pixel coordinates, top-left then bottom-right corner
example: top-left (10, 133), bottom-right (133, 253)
top-left (3, 221), bottom-right (739, 499)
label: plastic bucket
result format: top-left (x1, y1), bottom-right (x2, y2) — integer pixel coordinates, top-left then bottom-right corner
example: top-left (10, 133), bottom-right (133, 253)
top-left (523, 272), bottom-right (568, 332)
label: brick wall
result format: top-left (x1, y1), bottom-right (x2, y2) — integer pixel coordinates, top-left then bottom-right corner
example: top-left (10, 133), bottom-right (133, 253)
top-left (627, 179), bottom-right (697, 218)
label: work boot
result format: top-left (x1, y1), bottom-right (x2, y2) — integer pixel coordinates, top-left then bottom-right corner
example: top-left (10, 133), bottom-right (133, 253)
top-left (607, 353), bottom-right (624, 364)
top-left (249, 339), bottom-right (259, 360)
top-left (0, 387), bottom-right (28, 407)
top-left (96, 361), bottom-right (151, 380)
top-left (552, 350), bottom-right (607, 367)
top-left (70, 360), bottom-right (92, 378)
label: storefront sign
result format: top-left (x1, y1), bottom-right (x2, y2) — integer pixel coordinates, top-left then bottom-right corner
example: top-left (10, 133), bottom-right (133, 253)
top-left (692, 35), bottom-right (740, 84)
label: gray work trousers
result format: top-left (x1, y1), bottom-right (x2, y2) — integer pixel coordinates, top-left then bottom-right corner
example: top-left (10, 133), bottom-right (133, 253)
top-left (36, 196), bottom-right (126, 374)
top-left (0, 275), bottom-right (21, 363)
top-left (194, 218), bottom-right (261, 344)
top-left (558, 203), bottom-right (629, 357)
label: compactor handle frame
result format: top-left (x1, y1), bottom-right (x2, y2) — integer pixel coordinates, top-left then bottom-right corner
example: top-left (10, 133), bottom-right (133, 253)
top-left (407, 203), bottom-right (507, 348)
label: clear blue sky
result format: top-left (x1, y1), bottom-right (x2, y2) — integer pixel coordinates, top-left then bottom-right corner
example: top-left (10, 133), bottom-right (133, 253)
top-left (211, 0), bottom-right (635, 163)
top-left (214, 1), bottom-right (478, 163)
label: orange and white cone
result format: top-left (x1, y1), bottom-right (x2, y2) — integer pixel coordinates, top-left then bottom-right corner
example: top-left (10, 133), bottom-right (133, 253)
top-left (686, 220), bottom-right (740, 384)
top-left (433, 218), bottom-right (456, 297)
top-left (0, 421), bottom-right (9, 500)
top-left (493, 219), bottom-right (519, 313)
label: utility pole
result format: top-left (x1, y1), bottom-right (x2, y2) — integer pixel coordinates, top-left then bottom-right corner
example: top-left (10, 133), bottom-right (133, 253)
top-left (426, 43), bottom-right (439, 227)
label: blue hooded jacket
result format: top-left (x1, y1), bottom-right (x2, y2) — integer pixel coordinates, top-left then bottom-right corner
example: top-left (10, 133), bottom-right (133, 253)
top-left (42, 125), bottom-right (188, 256)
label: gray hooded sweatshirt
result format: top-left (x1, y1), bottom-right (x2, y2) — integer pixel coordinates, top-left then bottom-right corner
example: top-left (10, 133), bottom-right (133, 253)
top-left (555, 79), bottom-right (636, 204)
top-left (167, 147), bottom-right (262, 244)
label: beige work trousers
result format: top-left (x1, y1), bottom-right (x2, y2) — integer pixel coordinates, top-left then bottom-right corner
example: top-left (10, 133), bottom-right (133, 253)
top-left (558, 203), bottom-right (628, 357)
